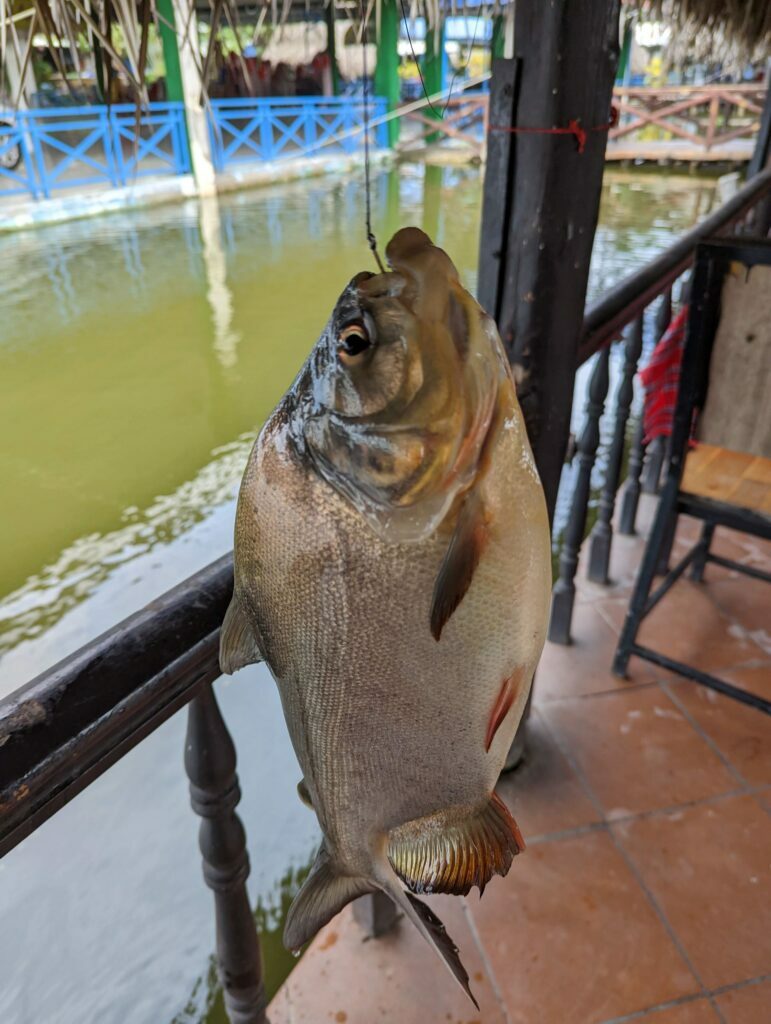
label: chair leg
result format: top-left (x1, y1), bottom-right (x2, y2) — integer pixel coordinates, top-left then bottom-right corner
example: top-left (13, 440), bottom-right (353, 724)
top-left (689, 521), bottom-right (714, 582)
top-left (613, 482), bottom-right (679, 678)
top-left (655, 508), bottom-right (678, 575)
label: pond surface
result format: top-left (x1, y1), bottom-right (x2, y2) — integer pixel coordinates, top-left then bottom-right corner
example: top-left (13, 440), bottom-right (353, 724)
top-left (0, 163), bottom-right (717, 1024)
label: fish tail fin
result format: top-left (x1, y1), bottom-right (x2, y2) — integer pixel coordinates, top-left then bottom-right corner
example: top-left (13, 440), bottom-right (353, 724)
top-left (375, 859), bottom-right (479, 1009)
top-left (283, 842), bottom-right (375, 953)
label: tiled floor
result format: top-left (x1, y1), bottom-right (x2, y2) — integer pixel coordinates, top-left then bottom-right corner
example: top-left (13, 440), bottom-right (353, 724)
top-left (269, 499), bottom-right (771, 1024)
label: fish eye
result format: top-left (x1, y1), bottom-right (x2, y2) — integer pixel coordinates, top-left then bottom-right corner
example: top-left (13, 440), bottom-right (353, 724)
top-left (337, 322), bottom-right (372, 365)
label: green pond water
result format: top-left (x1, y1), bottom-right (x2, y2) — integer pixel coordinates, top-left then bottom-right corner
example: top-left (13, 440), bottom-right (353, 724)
top-left (0, 164), bottom-right (718, 1024)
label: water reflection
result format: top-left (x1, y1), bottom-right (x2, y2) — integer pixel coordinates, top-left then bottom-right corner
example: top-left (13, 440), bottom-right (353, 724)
top-left (0, 164), bottom-right (718, 1024)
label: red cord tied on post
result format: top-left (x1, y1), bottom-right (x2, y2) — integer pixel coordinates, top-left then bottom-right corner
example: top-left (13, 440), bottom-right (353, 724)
top-left (491, 104), bottom-right (618, 154)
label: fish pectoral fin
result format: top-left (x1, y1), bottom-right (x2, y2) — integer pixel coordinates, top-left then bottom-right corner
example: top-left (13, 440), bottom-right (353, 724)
top-left (388, 793), bottom-right (525, 898)
top-left (219, 592), bottom-right (264, 674)
top-left (297, 778), bottom-right (314, 809)
top-left (284, 844), bottom-right (376, 952)
top-left (430, 489), bottom-right (488, 641)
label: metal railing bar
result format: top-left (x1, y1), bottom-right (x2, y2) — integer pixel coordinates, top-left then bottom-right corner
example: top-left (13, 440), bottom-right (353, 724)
top-left (577, 165), bottom-right (771, 364)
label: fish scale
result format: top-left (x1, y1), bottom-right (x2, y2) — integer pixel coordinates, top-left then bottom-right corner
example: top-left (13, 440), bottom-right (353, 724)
top-left (220, 228), bottom-right (551, 1006)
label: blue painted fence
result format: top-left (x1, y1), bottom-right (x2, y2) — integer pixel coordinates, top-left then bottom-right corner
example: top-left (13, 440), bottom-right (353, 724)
top-left (0, 97), bottom-right (389, 201)
top-left (208, 96), bottom-right (389, 171)
top-left (0, 103), bottom-right (189, 200)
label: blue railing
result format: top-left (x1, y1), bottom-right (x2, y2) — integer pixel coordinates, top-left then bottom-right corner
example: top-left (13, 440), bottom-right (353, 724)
top-left (0, 103), bottom-right (189, 200)
top-left (0, 97), bottom-right (388, 201)
top-left (208, 96), bottom-right (389, 172)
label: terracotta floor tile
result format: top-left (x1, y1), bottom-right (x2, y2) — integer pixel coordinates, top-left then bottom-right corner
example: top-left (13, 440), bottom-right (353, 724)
top-left (496, 708), bottom-right (601, 839)
top-left (625, 999), bottom-right (721, 1024)
top-left (666, 681), bottom-right (771, 787)
top-left (719, 663), bottom-right (771, 704)
top-left (575, 532), bottom-right (647, 605)
top-left (536, 603), bottom-right (658, 702)
top-left (268, 898), bottom-right (505, 1024)
top-left (713, 979), bottom-right (771, 1023)
top-left (612, 795), bottom-right (771, 990)
top-left (596, 579), bottom-right (766, 674)
top-left (465, 830), bottom-right (698, 1024)
top-left (542, 686), bottom-right (738, 818)
top-left (704, 577), bottom-right (771, 645)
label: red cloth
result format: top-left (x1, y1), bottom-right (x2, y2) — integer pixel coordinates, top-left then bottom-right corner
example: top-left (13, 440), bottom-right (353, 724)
top-left (639, 305), bottom-right (689, 445)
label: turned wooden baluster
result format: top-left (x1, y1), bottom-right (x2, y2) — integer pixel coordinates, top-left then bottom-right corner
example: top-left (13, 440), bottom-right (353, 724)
top-left (640, 288), bottom-right (672, 495)
top-left (186, 682), bottom-right (267, 1024)
top-left (548, 346), bottom-right (611, 645)
top-left (587, 313), bottom-right (644, 583)
top-left (619, 414), bottom-right (645, 536)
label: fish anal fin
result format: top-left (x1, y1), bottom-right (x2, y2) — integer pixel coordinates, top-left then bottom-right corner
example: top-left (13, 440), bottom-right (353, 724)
top-left (388, 793), bottom-right (525, 898)
top-left (219, 593), bottom-right (263, 674)
top-left (430, 491), bottom-right (488, 641)
top-left (284, 845), bottom-right (376, 952)
top-left (297, 778), bottom-right (313, 809)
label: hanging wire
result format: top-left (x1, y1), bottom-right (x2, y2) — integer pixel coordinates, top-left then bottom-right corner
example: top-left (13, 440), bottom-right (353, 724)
top-left (358, 0), bottom-right (386, 272)
top-left (398, 0), bottom-right (484, 119)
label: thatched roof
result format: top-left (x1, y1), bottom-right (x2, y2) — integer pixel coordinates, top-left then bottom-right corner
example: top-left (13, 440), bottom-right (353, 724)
top-left (628, 1), bottom-right (771, 56)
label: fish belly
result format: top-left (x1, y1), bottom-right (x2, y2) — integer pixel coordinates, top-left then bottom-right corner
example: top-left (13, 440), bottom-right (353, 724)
top-left (238, 415), bottom-right (550, 876)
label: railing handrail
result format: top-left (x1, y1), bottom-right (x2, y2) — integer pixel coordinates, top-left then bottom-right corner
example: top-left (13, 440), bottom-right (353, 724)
top-left (577, 165), bottom-right (771, 365)
top-left (0, 555), bottom-right (232, 858)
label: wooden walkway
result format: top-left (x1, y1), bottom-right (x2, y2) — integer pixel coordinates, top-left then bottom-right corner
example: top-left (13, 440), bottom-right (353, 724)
top-left (268, 494), bottom-right (771, 1024)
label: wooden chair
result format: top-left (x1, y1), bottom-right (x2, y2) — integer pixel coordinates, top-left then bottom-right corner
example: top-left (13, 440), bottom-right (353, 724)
top-left (613, 238), bottom-right (771, 714)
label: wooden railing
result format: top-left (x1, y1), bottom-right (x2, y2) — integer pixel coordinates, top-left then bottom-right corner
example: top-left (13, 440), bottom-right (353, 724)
top-left (549, 167), bottom-right (771, 644)
top-left (0, 163), bottom-right (769, 1024)
top-left (395, 84), bottom-right (767, 163)
top-left (609, 84), bottom-right (766, 157)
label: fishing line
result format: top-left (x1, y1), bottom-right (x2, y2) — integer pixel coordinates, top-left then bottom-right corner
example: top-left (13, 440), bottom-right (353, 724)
top-left (359, 0), bottom-right (386, 272)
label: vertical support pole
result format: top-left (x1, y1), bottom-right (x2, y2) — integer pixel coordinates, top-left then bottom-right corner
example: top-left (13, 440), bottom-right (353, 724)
top-left (548, 347), bottom-right (611, 645)
top-left (587, 313), bottom-right (644, 583)
top-left (423, 20), bottom-right (446, 143)
top-left (353, 892), bottom-right (399, 937)
top-left (491, 15), bottom-right (505, 61)
top-left (186, 683), bottom-right (267, 1024)
top-left (157, 0), bottom-right (185, 102)
top-left (689, 521), bottom-right (714, 583)
top-left (168, 0), bottom-right (217, 195)
top-left (489, 0), bottom-right (621, 528)
top-left (375, 0), bottom-right (400, 147)
top-left (325, 0), bottom-right (341, 96)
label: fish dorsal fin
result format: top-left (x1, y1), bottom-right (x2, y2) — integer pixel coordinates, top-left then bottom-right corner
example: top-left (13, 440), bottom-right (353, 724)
top-left (219, 593), bottom-right (263, 674)
top-left (283, 844), bottom-right (376, 952)
top-left (388, 793), bottom-right (525, 898)
top-left (430, 489), bottom-right (488, 641)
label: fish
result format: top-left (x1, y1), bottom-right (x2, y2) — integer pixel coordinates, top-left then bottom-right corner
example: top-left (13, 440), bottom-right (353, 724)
top-left (219, 227), bottom-right (551, 1006)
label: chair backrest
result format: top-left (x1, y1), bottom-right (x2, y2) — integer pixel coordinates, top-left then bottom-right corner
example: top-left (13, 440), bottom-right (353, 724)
top-left (669, 238), bottom-right (771, 482)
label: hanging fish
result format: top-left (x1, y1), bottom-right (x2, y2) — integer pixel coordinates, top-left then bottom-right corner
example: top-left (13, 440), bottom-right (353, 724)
top-left (220, 227), bottom-right (551, 1005)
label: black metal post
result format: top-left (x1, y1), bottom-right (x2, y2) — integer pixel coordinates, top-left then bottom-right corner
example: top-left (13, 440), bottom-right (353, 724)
top-left (186, 683), bottom-right (267, 1024)
top-left (587, 313), bottom-right (644, 583)
top-left (549, 346), bottom-right (611, 644)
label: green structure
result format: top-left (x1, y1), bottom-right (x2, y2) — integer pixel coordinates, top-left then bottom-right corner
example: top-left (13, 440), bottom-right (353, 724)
top-left (156, 0), bottom-right (184, 103)
top-left (492, 14), bottom-right (505, 61)
top-left (423, 22), bottom-right (446, 143)
top-left (374, 0), bottom-right (400, 147)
